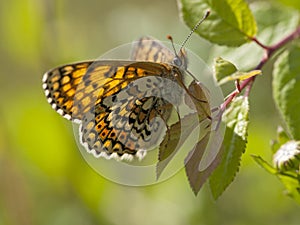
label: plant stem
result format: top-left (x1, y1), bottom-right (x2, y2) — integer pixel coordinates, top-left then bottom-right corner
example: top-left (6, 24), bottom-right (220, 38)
top-left (220, 25), bottom-right (300, 111)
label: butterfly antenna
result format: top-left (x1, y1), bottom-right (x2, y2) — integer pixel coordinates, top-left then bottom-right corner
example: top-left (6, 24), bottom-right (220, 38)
top-left (179, 9), bottom-right (210, 52)
top-left (167, 35), bottom-right (178, 56)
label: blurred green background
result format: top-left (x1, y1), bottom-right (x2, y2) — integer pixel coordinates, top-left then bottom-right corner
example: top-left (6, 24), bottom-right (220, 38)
top-left (1, 0), bottom-right (300, 224)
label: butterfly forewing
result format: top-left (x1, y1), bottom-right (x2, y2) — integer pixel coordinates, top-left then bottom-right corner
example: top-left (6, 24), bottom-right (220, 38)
top-left (43, 61), bottom-right (94, 122)
top-left (43, 37), bottom-right (188, 160)
top-left (43, 60), bottom-right (175, 119)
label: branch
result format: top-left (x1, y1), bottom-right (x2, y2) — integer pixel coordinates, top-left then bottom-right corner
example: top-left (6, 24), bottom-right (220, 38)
top-left (220, 25), bottom-right (300, 111)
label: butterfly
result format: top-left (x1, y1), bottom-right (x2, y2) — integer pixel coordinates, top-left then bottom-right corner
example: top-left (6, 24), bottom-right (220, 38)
top-left (42, 35), bottom-right (212, 161)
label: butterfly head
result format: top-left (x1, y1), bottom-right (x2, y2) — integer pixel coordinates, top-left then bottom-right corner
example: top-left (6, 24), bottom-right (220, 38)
top-left (172, 48), bottom-right (188, 70)
top-left (167, 35), bottom-right (188, 70)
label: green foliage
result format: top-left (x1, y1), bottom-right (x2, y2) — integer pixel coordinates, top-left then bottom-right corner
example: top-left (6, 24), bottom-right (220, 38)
top-left (214, 57), bottom-right (261, 85)
top-left (255, 44), bottom-right (300, 201)
top-left (214, 57), bottom-right (238, 83)
top-left (253, 1), bottom-right (299, 44)
top-left (251, 155), bottom-right (277, 175)
top-left (210, 96), bottom-right (249, 199)
top-left (179, 0), bottom-right (257, 46)
top-left (252, 121), bottom-right (300, 204)
top-left (179, 0), bottom-right (300, 204)
top-left (252, 137), bottom-right (300, 204)
top-left (273, 44), bottom-right (300, 140)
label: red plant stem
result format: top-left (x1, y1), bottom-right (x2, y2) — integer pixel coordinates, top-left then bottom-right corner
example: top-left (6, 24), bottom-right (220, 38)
top-left (220, 25), bottom-right (300, 111)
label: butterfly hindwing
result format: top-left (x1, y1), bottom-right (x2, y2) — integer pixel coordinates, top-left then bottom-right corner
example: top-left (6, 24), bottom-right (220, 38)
top-left (80, 75), bottom-right (173, 160)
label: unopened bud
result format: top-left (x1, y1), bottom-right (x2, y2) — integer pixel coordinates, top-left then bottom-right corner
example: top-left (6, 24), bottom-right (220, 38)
top-left (273, 141), bottom-right (300, 171)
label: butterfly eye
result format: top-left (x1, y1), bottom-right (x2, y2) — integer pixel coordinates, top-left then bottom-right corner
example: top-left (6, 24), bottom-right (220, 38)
top-left (173, 56), bottom-right (182, 67)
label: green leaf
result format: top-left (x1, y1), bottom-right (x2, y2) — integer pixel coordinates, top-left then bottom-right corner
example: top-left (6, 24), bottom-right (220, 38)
top-left (273, 44), bottom-right (300, 140)
top-left (251, 155), bottom-right (277, 175)
top-left (252, 1), bottom-right (299, 45)
top-left (277, 173), bottom-right (300, 203)
top-left (214, 57), bottom-right (261, 85)
top-left (211, 1), bottom-right (299, 70)
top-left (214, 57), bottom-right (237, 83)
top-left (228, 70), bottom-right (261, 82)
top-left (178, 0), bottom-right (257, 46)
top-left (252, 155), bottom-right (300, 203)
top-left (209, 96), bottom-right (249, 199)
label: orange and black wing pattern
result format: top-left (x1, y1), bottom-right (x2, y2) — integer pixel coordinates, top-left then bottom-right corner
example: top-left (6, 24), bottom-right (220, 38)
top-left (43, 58), bottom-right (182, 160)
top-left (131, 36), bottom-right (175, 63)
top-left (131, 36), bottom-right (188, 69)
top-left (42, 61), bottom-right (94, 122)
